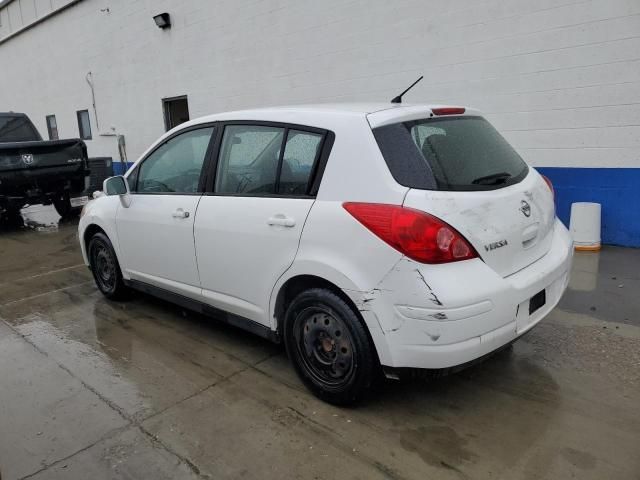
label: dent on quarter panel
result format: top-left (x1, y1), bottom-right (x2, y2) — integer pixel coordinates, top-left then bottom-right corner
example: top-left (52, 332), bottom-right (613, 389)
top-left (350, 256), bottom-right (506, 346)
top-left (415, 269), bottom-right (444, 307)
top-left (348, 257), bottom-right (448, 335)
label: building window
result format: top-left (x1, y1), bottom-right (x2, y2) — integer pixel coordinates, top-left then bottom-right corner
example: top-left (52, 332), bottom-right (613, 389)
top-left (45, 115), bottom-right (59, 140)
top-left (76, 110), bottom-right (92, 140)
top-left (162, 96), bottom-right (190, 131)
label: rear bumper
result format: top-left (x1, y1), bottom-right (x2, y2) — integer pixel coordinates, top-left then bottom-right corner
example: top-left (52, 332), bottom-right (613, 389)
top-left (348, 218), bottom-right (573, 369)
top-left (0, 171), bottom-right (90, 208)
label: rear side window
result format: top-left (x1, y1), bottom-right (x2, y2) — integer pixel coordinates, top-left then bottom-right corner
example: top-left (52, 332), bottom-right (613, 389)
top-left (214, 125), bottom-right (325, 196)
top-left (278, 130), bottom-right (323, 195)
top-left (215, 125), bottom-right (285, 195)
top-left (0, 115), bottom-right (41, 142)
top-left (373, 116), bottom-right (528, 191)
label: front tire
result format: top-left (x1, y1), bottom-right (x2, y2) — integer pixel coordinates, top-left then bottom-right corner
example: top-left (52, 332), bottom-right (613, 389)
top-left (283, 288), bottom-right (378, 405)
top-left (88, 232), bottom-right (128, 300)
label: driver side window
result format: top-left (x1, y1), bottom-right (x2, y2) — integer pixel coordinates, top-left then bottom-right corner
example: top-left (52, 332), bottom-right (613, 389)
top-left (135, 127), bottom-right (214, 194)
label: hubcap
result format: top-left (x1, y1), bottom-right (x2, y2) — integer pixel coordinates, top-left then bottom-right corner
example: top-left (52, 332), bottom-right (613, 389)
top-left (294, 308), bottom-right (355, 386)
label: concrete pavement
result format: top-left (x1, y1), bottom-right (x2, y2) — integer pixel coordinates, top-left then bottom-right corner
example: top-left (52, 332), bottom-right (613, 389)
top-left (1, 207), bottom-right (638, 479)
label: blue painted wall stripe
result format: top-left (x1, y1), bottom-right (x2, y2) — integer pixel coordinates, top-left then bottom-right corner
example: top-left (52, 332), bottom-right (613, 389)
top-left (536, 167), bottom-right (640, 248)
top-left (112, 161), bottom-right (134, 175)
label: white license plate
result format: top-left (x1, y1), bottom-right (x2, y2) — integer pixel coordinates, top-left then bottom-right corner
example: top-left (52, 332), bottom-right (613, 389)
top-left (70, 196), bottom-right (89, 207)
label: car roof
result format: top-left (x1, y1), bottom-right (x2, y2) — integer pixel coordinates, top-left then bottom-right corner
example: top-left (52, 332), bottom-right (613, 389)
top-left (179, 103), bottom-right (480, 130)
top-left (198, 103), bottom-right (400, 120)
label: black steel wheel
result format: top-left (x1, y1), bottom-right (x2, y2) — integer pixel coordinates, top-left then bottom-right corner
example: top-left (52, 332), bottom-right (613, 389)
top-left (88, 232), bottom-right (127, 300)
top-left (284, 288), bottom-right (378, 405)
top-left (294, 307), bottom-right (356, 386)
top-left (2, 207), bottom-right (24, 227)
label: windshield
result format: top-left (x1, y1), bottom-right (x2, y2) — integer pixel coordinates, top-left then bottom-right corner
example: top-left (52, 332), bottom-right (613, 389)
top-left (0, 115), bottom-right (42, 142)
top-left (373, 116), bottom-right (528, 191)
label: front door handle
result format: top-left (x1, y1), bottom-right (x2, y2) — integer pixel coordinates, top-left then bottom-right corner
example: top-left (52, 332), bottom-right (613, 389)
top-left (267, 215), bottom-right (295, 227)
top-left (172, 208), bottom-right (190, 219)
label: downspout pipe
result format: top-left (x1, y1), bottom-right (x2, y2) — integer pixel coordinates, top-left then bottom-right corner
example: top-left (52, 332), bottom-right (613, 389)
top-left (85, 71), bottom-right (100, 132)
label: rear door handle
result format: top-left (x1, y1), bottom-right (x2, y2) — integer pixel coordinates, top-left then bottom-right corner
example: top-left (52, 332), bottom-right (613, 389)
top-left (267, 215), bottom-right (296, 227)
top-left (172, 208), bottom-right (190, 219)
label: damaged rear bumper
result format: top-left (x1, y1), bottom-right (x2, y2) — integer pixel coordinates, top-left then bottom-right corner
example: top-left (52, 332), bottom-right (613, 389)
top-left (346, 218), bottom-right (573, 370)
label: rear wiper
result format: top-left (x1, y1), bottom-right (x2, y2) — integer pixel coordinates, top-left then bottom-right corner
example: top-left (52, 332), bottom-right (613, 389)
top-left (471, 172), bottom-right (512, 185)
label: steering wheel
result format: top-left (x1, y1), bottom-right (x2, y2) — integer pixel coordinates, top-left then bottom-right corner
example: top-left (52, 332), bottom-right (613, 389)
top-left (141, 179), bottom-right (172, 192)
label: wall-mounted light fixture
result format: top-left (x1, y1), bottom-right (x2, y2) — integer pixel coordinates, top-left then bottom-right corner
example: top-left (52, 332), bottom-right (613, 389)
top-left (153, 13), bottom-right (171, 29)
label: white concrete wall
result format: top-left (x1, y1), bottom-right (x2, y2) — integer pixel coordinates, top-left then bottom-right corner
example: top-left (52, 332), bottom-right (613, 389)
top-left (1, 0), bottom-right (639, 166)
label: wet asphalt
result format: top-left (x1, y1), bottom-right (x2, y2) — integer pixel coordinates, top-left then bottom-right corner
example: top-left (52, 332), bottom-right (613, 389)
top-left (0, 205), bottom-right (638, 480)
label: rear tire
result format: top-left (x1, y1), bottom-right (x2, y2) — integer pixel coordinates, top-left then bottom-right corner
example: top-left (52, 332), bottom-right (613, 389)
top-left (3, 207), bottom-right (24, 227)
top-left (53, 193), bottom-right (81, 219)
top-left (88, 232), bottom-right (128, 300)
top-left (283, 288), bottom-right (378, 405)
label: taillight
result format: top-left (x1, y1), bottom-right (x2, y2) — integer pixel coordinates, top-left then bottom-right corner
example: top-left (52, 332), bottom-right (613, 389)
top-left (431, 107), bottom-right (465, 116)
top-left (541, 174), bottom-right (554, 199)
top-left (343, 203), bottom-right (478, 264)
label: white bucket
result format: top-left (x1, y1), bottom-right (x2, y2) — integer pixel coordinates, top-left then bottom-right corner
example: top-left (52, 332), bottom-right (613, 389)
top-left (569, 202), bottom-right (601, 251)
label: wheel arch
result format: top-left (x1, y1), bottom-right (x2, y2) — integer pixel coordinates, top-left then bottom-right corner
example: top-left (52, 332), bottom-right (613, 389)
top-left (81, 219), bottom-right (127, 278)
top-left (272, 272), bottom-right (387, 364)
top-left (273, 274), bottom-right (359, 336)
top-left (83, 223), bottom-right (106, 252)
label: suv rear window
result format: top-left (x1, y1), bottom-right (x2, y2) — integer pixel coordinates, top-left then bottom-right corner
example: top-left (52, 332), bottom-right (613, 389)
top-left (373, 116), bottom-right (528, 191)
top-left (0, 115), bottom-right (41, 142)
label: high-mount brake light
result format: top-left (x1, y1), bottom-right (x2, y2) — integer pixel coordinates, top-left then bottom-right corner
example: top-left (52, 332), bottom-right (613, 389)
top-left (431, 107), bottom-right (466, 116)
top-left (343, 203), bottom-right (478, 264)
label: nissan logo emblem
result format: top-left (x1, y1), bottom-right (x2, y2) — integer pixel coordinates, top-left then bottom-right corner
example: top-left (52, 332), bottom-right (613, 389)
top-left (520, 200), bottom-right (531, 217)
top-left (21, 154), bottom-right (34, 165)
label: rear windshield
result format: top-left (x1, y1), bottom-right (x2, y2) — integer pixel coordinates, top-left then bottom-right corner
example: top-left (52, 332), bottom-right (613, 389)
top-left (0, 115), bottom-right (41, 142)
top-left (373, 116), bottom-right (528, 191)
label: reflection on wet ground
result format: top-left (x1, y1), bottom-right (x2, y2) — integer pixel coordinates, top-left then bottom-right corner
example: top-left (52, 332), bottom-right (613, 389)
top-left (563, 248), bottom-right (640, 326)
top-left (0, 218), bottom-right (639, 479)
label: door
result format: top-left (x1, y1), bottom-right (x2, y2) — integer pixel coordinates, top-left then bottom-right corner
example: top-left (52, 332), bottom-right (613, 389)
top-left (116, 126), bottom-right (215, 298)
top-left (195, 124), bottom-right (326, 325)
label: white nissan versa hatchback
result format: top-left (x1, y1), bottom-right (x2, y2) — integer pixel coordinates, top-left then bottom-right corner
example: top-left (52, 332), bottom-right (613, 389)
top-left (79, 103), bottom-right (573, 404)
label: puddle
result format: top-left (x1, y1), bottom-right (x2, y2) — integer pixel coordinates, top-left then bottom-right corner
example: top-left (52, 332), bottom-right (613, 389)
top-left (560, 247), bottom-right (640, 327)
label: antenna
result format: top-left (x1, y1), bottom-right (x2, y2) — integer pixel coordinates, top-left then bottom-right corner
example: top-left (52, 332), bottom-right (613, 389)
top-left (390, 76), bottom-right (424, 104)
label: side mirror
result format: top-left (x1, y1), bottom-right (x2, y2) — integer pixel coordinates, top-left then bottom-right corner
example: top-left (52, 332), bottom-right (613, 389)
top-left (103, 176), bottom-right (131, 207)
top-left (103, 176), bottom-right (128, 196)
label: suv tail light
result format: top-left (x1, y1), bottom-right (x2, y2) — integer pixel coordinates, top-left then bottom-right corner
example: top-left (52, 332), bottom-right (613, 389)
top-left (343, 203), bottom-right (478, 264)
